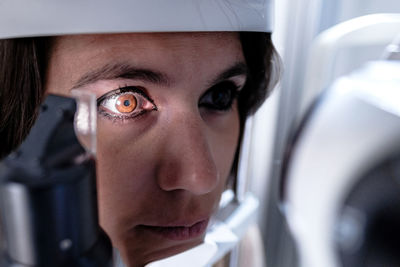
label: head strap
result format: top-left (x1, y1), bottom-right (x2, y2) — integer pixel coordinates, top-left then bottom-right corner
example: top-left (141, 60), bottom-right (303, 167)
top-left (0, 0), bottom-right (273, 39)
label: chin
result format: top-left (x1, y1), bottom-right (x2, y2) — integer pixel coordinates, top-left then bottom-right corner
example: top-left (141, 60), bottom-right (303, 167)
top-left (117, 232), bottom-right (206, 267)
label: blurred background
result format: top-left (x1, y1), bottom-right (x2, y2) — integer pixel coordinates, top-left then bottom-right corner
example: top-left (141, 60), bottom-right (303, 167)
top-left (241, 0), bottom-right (400, 266)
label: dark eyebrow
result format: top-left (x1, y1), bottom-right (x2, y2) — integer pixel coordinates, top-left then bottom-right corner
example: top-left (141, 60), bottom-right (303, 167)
top-left (72, 62), bottom-right (171, 89)
top-left (211, 62), bottom-right (248, 85)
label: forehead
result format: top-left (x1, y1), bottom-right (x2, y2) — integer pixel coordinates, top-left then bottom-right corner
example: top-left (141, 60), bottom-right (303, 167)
top-left (50, 32), bottom-right (243, 63)
top-left (48, 32), bottom-right (244, 90)
top-left (53, 32), bottom-right (240, 45)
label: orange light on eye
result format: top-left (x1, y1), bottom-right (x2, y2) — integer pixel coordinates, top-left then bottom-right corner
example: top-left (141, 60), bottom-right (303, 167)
top-left (115, 94), bottom-right (137, 113)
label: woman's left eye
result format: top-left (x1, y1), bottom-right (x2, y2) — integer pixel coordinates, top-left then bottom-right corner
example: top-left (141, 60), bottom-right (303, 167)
top-left (97, 86), bottom-right (157, 120)
top-left (199, 81), bottom-right (240, 111)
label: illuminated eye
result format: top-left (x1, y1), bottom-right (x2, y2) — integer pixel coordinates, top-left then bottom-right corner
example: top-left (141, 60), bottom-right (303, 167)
top-left (115, 94), bottom-right (137, 113)
top-left (97, 86), bottom-right (156, 120)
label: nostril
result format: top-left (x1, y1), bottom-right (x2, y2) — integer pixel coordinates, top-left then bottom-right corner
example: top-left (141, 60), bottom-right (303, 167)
top-left (156, 155), bottom-right (219, 195)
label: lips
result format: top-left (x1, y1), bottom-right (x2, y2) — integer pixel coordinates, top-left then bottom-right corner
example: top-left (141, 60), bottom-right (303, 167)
top-left (139, 218), bottom-right (209, 241)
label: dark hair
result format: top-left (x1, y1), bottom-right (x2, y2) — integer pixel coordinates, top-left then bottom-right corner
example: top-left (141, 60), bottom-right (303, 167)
top-left (0, 38), bottom-right (51, 159)
top-left (0, 33), bottom-right (280, 159)
top-left (239, 32), bottom-right (279, 121)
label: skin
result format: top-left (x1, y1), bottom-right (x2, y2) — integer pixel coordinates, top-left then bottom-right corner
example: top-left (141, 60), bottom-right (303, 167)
top-left (45, 32), bottom-right (246, 266)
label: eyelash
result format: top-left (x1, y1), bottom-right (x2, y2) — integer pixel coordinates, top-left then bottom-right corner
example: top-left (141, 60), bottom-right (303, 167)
top-left (97, 86), bottom-right (157, 121)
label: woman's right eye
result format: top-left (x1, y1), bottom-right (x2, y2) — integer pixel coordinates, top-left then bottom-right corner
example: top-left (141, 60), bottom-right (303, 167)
top-left (97, 86), bottom-right (157, 120)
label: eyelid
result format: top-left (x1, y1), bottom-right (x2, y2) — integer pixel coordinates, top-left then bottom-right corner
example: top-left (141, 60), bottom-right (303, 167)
top-left (221, 78), bottom-right (246, 93)
top-left (204, 80), bottom-right (242, 95)
top-left (218, 74), bottom-right (247, 88)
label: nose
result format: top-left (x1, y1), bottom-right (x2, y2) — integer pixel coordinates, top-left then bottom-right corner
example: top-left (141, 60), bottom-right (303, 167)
top-left (156, 110), bottom-right (219, 195)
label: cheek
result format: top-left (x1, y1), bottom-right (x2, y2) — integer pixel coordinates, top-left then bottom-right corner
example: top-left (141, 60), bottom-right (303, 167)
top-left (208, 109), bottom-right (241, 184)
top-left (95, 121), bottom-right (159, 233)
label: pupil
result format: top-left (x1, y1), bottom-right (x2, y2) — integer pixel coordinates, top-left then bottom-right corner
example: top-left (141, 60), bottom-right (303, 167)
top-left (124, 100), bottom-right (130, 106)
top-left (213, 90), bottom-right (230, 106)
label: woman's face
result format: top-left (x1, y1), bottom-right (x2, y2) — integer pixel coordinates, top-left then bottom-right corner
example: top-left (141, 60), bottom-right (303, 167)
top-left (45, 32), bottom-right (246, 266)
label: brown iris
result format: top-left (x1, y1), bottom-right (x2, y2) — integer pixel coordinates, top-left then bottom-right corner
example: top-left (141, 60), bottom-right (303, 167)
top-left (115, 94), bottom-right (137, 113)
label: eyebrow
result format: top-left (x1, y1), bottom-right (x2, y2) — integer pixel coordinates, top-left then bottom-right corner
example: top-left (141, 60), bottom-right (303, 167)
top-left (71, 61), bottom-right (248, 90)
top-left (72, 62), bottom-right (171, 89)
top-left (211, 62), bottom-right (248, 86)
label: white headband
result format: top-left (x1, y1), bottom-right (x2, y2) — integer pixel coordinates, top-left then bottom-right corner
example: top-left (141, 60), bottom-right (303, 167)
top-left (0, 0), bottom-right (273, 39)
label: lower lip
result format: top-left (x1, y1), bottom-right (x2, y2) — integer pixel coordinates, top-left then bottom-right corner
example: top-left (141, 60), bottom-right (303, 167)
top-left (142, 219), bottom-right (209, 241)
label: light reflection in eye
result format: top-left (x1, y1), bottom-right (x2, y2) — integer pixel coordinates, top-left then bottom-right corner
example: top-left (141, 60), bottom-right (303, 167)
top-left (97, 86), bottom-right (157, 120)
